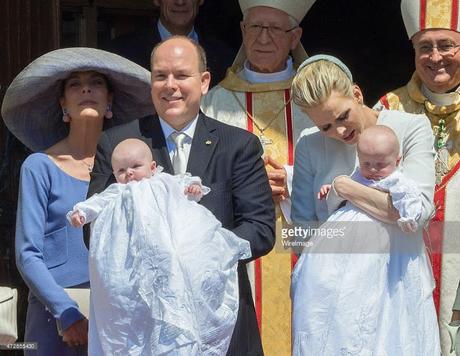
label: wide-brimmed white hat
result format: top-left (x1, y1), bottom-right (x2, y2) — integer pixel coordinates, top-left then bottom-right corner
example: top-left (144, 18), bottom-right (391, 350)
top-left (401, 0), bottom-right (460, 39)
top-left (233, 0), bottom-right (316, 67)
top-left (1, 47), bottom-right (154, 151)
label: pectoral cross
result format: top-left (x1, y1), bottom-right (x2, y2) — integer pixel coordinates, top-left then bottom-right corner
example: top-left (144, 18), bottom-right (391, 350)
top-left (259, 134), bottom-right (273, 150)
top-left (435, 147), bottom-right (449, 185)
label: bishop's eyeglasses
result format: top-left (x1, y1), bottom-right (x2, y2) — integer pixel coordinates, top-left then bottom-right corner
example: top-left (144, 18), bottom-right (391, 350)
top-left (243, 23), bottom-right (298, 37)
top-left (414, 41), bottom-right (460, 58)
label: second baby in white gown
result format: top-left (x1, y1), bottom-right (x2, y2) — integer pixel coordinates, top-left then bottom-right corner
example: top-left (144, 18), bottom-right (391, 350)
top-left (292, 126), bottom-right (437, 355)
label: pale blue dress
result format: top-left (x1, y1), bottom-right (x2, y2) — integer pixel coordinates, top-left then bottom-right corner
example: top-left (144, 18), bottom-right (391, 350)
top-left (16, 153), bottom-right (89, 355)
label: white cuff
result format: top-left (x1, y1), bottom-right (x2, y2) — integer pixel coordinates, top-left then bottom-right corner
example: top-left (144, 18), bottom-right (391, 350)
top-left (280, 198), bottom-right (292, 224)
top-left (284, 164), bottom-right (293, 197)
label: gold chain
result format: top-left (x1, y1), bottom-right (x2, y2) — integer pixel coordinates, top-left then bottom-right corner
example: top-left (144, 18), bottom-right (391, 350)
top-left (230, 91), bottom-right (291, 135)
top-left (77, 158), bottom-right (94, 172)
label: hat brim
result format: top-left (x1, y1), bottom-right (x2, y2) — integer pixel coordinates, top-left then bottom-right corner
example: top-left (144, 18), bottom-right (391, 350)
top-left (1, 47), bottom-right (154, 151)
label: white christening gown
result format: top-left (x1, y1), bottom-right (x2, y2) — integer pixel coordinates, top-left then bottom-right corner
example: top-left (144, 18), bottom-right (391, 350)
top-left (291, 170), bottom-right (439, 356)
top-left (71, 171), bottom-right (251, 356)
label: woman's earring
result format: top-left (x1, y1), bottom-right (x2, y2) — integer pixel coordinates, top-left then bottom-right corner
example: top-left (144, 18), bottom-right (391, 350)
top-left (105, 104), bottom-right (113, 119)
top-left (62, 108), bottom-right (70, 122)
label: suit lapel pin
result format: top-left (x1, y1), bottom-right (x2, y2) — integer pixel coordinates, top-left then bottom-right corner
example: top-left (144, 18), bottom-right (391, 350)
top-left (205, 140), bottom-right (212, 145)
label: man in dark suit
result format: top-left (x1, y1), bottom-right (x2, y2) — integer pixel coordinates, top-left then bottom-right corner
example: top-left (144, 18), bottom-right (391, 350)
top-left (102, 0), bottom-right (234, 87)
top-left (88, 36), bottom-right (275, 355)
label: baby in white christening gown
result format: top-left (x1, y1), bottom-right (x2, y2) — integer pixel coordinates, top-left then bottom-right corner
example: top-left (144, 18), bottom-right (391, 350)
top-left (68, 139), bottom-right (250, 356)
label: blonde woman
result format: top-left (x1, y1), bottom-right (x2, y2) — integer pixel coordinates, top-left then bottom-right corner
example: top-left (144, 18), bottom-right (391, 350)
top-left (290, 55), bottom-right (439, 355)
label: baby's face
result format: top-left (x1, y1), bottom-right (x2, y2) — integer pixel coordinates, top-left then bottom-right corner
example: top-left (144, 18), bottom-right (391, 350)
top-left (358, 151), bottom-right (399, 181)
top-left (113, 155), bottom-right (156, 184)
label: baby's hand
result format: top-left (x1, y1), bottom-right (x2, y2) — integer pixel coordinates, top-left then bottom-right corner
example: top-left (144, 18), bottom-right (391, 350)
top-left (70, 211), bottom-right (86, 227)
top-left (399, 221), bottom-right (417, 234)
top-left (185, 183), bottom-right (203, 201)
top-left (317, 184), bottom-right (332, 200)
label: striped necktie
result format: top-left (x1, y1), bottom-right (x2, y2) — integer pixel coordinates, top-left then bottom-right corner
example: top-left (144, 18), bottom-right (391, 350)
top-left (170, 131), bottom-right (187, 175)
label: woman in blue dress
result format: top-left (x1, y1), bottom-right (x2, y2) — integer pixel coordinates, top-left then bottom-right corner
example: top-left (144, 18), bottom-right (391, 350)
top-left (1, 47), bottom-right (153, 355)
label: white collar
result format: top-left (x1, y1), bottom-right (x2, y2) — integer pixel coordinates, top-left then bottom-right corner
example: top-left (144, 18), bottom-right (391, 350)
top-left (421, 83), bottom-right (460, 106)
top-left (158, 115), bottom-right (199, 141)
top-left (157, 20), bottom-right (199, 42)
top-left (242, 56), bottom-right (294, 83)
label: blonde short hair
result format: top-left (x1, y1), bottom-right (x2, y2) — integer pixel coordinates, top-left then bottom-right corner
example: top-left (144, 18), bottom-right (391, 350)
top-left (291, 60), bottom-right (354, 108)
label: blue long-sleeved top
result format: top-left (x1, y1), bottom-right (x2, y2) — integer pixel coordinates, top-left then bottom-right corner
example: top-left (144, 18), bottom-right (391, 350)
top-left (16, 153), bottom-right (90, 330)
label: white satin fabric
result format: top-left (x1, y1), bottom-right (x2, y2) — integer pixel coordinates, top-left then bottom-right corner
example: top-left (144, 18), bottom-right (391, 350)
top-left (87, 173), bottom-right (251, 355)
top-left (291, 170), bottom-right (439, 356)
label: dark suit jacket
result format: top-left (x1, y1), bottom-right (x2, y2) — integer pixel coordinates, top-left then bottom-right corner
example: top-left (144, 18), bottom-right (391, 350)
top-left (88, 113), bottom-right (275, 355)
top-left (101, 22), bottom-right (235, 88)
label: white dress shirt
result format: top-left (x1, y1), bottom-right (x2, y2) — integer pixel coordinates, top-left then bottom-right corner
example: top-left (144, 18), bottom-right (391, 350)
top-left (157, 20), bottom-right (199, 43)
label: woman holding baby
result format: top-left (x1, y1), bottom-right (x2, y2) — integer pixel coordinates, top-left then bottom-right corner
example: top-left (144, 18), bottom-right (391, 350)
top-left (290, 55), bottom-right (440, 355)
